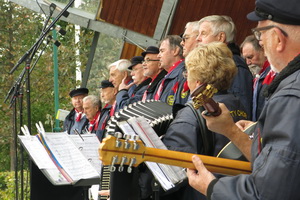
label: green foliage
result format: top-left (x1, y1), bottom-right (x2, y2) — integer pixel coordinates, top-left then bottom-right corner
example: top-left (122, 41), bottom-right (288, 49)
top-left (0, 139), bottom-right (10, 171)
top-left (0, 171), bottom-right (30, 200)
top-left (0, 0), bottom-right (124, 172)
top-left (86, 33), bottom-right (123, 96)
top-left (0, 0), bottom-right (125, 197)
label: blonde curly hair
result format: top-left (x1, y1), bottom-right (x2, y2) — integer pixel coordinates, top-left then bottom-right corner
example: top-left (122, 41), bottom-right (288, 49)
top-left (185, 42), bottom-right (237, 91)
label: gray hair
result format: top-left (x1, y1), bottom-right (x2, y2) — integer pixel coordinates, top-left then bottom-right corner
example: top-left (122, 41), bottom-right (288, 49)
top-left (199, 15), bottom-right (236, 43)
top-left (107, 59), bottom-right (131, 72)
top-left (185, 21), bottom-right (200, 33)
top-left (83, 95), bottom-right (101, 109)
top-left (240, 35), bottom-right (263, 52)
top-left (159, 35), bottom-right (183, 58)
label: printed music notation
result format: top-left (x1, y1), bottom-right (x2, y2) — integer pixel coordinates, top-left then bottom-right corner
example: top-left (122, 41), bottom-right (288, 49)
top-left (118, 117), bottom-right (187, 191)
top-left (19, 131), bottom-right (101, 186)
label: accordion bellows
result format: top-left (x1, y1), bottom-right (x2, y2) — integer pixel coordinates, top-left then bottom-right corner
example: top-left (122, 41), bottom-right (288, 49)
top-left (106, 100), bottom-right (173, 137)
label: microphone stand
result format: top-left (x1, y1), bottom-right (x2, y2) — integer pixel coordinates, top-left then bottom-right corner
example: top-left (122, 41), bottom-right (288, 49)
top-left (19, 88), bottom-right (24, 200)
top-left (12, 95), bottom-right (18, 200)
top-left (5, 1), bottom-right (74, 199)
top-left (9, 0), bottom-right (74, 74)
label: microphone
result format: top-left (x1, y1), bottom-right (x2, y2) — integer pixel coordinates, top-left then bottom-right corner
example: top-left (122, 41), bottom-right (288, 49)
top-left (47, 35), bottom-right (61, 47)
top-left (52, 25), bottom-right (67, 35)
top-left (9, 52), bottom-right (30, 74)
top-left (43, 0), bottom-right (70, 18)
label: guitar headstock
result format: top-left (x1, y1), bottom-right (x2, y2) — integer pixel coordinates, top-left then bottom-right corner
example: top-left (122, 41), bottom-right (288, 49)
top-left (191, 83), bottom-right (221, 116)
top-left (99, 135), bottom-right (146, 173)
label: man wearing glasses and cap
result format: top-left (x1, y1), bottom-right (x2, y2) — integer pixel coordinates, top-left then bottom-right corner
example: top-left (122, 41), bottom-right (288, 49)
top-left (141, 46), bottom-right (167, 100)
top-left (187, 0), bottom-right (300, 199)
top-left (63, 87), bottom-right (89, 135)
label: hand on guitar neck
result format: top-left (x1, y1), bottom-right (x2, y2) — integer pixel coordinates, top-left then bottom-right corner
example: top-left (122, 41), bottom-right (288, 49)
top-left (190, 83), bottom-right (221, 116)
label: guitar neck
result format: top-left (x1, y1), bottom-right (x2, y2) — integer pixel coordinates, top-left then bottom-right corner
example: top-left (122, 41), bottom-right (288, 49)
top-left (143, 147), bottom-right (251, 175)
top-left (99, 136), bottom-right (251, 176)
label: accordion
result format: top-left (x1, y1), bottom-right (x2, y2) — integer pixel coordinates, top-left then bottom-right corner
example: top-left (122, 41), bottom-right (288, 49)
top-left (105, 100), bottom-right (174, 137)
top-left (100, 100), bottom-right (174, 200)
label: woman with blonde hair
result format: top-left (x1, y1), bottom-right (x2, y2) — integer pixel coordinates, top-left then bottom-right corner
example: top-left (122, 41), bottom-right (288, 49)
top-left (157, 42), bottom-right (248, 200)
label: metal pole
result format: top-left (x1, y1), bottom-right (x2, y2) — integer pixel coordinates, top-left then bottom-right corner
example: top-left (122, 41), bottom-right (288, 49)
top-left (52, 29), bottom-right (61, 132)
top-left (81, 31), bottom-right (100, 88)
top-left (13, 98), bottom-right (18, 200)
top-left (19, 88), bottom-right (24, 200)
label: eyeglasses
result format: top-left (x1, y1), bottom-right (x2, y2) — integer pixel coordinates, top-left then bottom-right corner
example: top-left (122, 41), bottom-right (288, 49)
top-left (182, 34), bottom-right (198, 43)
top-left (251, 25), bottom-right (288, 41)
top-left (142, 59), bottom-right (160, 64)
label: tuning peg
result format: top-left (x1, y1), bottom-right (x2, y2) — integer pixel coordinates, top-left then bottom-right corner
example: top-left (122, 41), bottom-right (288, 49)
top-left (127, 157), bottom-right (136, 173)
top-left (115, 132), bottom-right (123, 138)
top-left (132, 135), bottom-right (139, 141)
top-left (124, 134), bottom-right (131, 140)
top-left (114, 132), bottom-right (123, 148)
top-left (132, 135), bottom-right (140, 150)
top-left (109, 155), bottom-right (118, 172)
top-left (118, 156), bottom-right (128, 172)
top-left (124, 134), bottom-right (131, 149)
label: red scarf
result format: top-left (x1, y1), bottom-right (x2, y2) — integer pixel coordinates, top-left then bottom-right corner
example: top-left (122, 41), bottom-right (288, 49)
top-left (110, 101), bottom-right (116, 116)
top-left (75, 109), bottom-right (83, 122)
top-left (182, 81), bottom-right (189, 93)
top-left (154, 59), bottom-right (183, 100)
top-left (142, 77), bottom-right (157, 101)
top-left (259, 60), bottom-right (270, 75)
top-left (88, 111), bottom-right (101, 132)
top-left (142, 89), bottom-right (148, 101)
top-left (262, 70), bottom-right (276, 85)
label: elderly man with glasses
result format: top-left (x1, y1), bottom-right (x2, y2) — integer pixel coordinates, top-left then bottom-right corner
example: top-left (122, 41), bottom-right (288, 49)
top-left (187, 0), bottom-right (300, 199)
top-left (172, 21), bottom-right (201, 108)
top-left (141, 46), bottom-right (167, 101)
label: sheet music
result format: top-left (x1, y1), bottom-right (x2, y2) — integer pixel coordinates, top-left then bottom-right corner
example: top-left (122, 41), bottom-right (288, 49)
top-left (119, 120), bottom-right (174, 190)
top-left (42, 132), bottom-right (100, 181)
top-left (145, 161), bottom-right (174, 189)
top-left (126, 117), bottom-right (187, 190)
top-left (45, 168), bottom-right (70, 185)
top-left (69, 134), bottom-right (102, 173)
top-left (117, 121), bottom-right (137, 137)
top-left (19, 136), bottom-right (57, 169)
top-left (130, 117), bottom-right (167, 149)
top-left (137, 117), bottom-right (187, 182)
top-left (18, 135), bottom-right (69, 184)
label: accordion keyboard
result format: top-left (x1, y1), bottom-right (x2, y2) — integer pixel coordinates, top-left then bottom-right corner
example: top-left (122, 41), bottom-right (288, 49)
top-left (99, 166), bottom-right (111, 200)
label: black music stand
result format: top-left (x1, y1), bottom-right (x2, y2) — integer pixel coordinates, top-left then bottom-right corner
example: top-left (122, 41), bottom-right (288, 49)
top-left (30, 163), bottom-right (98, 200)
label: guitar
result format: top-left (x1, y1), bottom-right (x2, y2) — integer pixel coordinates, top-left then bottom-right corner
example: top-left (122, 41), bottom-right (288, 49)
top-left (99, 135), bottom-right (251, 176)
top-left (191, 83), bottom-right (253, 161)
top-left (191, 83), bottom-right (221, 116)
top-left (217, 122), bottom-right (257, 160)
